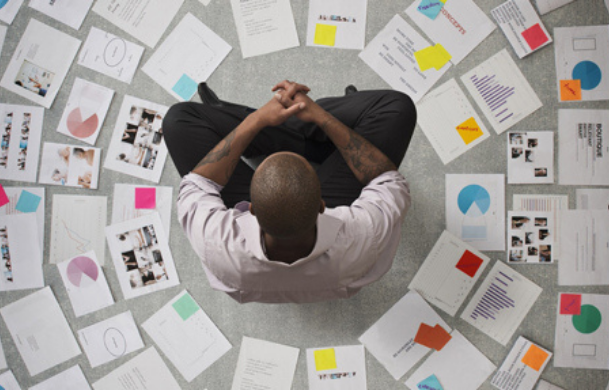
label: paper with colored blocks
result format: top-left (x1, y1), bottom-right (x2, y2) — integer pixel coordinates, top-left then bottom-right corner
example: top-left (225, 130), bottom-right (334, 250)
top-left (314, 24), bottom-right (337, 46)
top-left (417, 0), bottom-right (446, 20)
top-left (314, 348), bottom-right (337, 371)
top-left (418, 374), bottom-right (443, 390)
top-left (456, 117), bottom-right (483, 145)
top-left (560, 293), bottom-right (582, 315)
top-left (560, 80), bottom-right (582, 101)
top-left (135, 187), bottom-right (157, 209)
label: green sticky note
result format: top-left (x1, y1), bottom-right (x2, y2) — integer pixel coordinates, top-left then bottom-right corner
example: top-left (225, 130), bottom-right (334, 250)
top-left (314, 24), bottom-right (337, 46)
top-left (172, 293), bottom-right (200, 321)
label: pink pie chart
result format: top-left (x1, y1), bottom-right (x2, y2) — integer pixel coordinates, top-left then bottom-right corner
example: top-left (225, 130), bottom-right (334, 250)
top-left (67, 107), bottom-right (99, 139)
top-left (67, 256), bottom-right (99, 288)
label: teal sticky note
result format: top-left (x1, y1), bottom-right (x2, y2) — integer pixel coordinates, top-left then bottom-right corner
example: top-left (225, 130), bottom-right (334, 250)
top-left (172, 74), bottom-right (198, 101)
top-left (16, 190), bottom-right (41, 213)
top-left (418, 374), bottom-right (443, 390)
top-left (417, 0), bottom-right (445, 20)
top-left (172, 292), bottom-right (200, 321)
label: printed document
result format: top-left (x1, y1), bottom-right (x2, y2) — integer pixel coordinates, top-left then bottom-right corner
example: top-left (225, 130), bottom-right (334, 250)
top-left (0, 287), bottom-right (81, 376)
top-left (30, 365), bottom-right (91, 390)
top-left (491, 336), bottom-right (552, 390)
top-left (409, 230), bottom-right (490, 316)
top-left (558, 109), bottom-right (609, 185)
top-left (92, 0), bottom-right (184, 48)
top-left (0, 0), bottom-right (23, 25)
top-left (535, 0), bottom-right (575, 14)
top-left (306, 345), bottom-right (366, 390)
top-left (0, 104), bottom-right (43, 183)
top-left (359, 15), bottom-right (450, 103)
top-left (0, 26), bottom-right (6, 55)
top-left (142, 291), bottom-right (232, 382)
top-left (0, 187), bottom-right (45, 254)
top-left (576, 188), bottom-right (609, 209)
top-left (461, 261), bottom-right (542, 345)
top-left (461, 49), bottom-right (542, 134)
top-left (231, 337), bottom-right (299, 390)
top-left (39, 143), bottom-right (101, 189)
top-left (404, 330), bottom-right (496, 390)
top-left (536, 380), bottom-right (565, 390)
top-left (0, 213), bottom-right (43, 291)
top-left (0, 19), bottom-right (80, 108)
top-left (0, 371), bottom-right (20, 390)
top-left (143, 13), bottom-right (231, 101)
top-left (230, 0), bottom-right (299, 58)
top-left (0, 336), bottom-right (6, 370)
top-left (508, 131), bottom-right (554, 184)
top-left (405, 0), bottom-right (496, 65)
top-left (558, 210), bottom-right (609, 286)
top-left (29, 0), bottom-right (93, 30)
top-left (112, 183), bottom-right (173, 236)
top-left (417, 78), bottom-right (490, 164)
top-left (306, 0), bottom-right (368, 50)
top-left (358, 291), bottom-right (451, 380)
top-left (507, 211), bottom-right (556, 263)
top-left (492, 0), bottom-right (552, 59)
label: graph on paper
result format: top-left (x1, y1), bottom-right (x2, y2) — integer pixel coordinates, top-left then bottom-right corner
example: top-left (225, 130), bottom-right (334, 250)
top-left (461, 261), bottom-right (542, 345)
top-left (50, 195), bottom-right (107, 265)
top-left (461, 49), bottom-right (542, 135)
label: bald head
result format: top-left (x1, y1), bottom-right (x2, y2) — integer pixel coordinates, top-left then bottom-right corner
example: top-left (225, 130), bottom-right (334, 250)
top-left (250, 152), bottom-right (322, 238)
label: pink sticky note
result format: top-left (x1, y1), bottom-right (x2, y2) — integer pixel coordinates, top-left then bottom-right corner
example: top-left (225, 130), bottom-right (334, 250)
top-left (135, 187), bottom-right (156, 209)
top-left (0, 184), bottom-right (9, 207)
top-left (522, 23), bottom-right (549, 51)
top-left (560, 294), bottom-right (582, 315)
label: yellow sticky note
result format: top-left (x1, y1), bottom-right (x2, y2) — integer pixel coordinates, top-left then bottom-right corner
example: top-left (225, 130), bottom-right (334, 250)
top-left (456, 117), bottom-right (483, 145)
top-left (414, 46), bottom-right (436, 71)
top-left (314, 348), bottom-right (337, 371)
top-left (430, 43), bottom-right (452, 70)
top-left (314, 24), bottom-right (337, 46)
top-left (521, 344), bottom-right (549, 372)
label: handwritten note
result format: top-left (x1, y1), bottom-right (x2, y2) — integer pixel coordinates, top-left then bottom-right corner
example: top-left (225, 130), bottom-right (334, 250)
top-left (417, 0), bottom-right (446, 20)
top-left (135, 187), bottom-right (156, 209)
top-left (560, 293), bottom-right (582, 315)
top-left (16, 190), bottom-right (41, 213)
top-left (414, 323), bottom-right (452, 351)
top-left (314, 348), bottom-right (337, 371)
top-left (314, 24), bottom-right (337, 47)
top-left (521, 344), bottom-right (549, 371)
top-left (0, 185), bottom-right (8, 208)
top-left (418, 374), bottom-right (444, 390)
top-left (560, 80), bottom-right (582, 101)
top-left (456, 117), bottom-right (483, 145)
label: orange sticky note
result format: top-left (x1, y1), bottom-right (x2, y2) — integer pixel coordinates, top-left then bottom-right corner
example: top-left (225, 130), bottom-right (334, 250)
top-left (521, 344), bottom-right (549, 372)
top-left (314, 348), bottom-right (337, 371)
top-left (560, 80), bottom-right (582, 101)
top-left (456, 117), bottom-right (483, 145)
top-left (414, 323), bottom-right (452, 351)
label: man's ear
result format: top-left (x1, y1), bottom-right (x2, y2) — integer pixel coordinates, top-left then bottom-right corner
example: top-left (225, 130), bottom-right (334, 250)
top-left (319, 199), bottom-right (325, 214)
top-left (249, 203), bottom-right (255, 216)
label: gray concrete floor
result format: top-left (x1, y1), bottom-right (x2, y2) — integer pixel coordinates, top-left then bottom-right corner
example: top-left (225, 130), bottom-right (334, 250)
top-left (1, 0), bottom-right (609, 389)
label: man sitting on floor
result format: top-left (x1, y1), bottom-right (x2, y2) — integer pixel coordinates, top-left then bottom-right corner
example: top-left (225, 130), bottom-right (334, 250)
top-left (163, 80), bottom-right (417, 303)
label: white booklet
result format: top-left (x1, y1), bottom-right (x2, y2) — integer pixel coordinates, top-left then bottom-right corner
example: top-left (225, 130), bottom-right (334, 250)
top-left (0, 371), bottom-right (21, 390)
top-left (0, 19), bottom-right (80, 108)
top-left (142, 290), bottom-right (232, 382)
top-left (0, 0), bottom-right (23, 24)
top-left (507, 211), bottom-right (555, 263)
top-left (0, 104), bottom-right (43, 183)
top-left (0, 213), bottom-right (43, 291)
top-left (28, 0), bottom-right (94, 30)
top-left (491, 336), bottom-right (552, 390)
top-left (507, 131), bottom-right (554, 184)
top-left (306, 345), bottom-right (366, 390)
top-left (306, 0), bottom-right (367, 50)
top-left (112, 183), bottom-right (173, 236)
top-left (30, 365), bottom-right (91, 390)
top-left (39, 142), bottom-right (101, 189)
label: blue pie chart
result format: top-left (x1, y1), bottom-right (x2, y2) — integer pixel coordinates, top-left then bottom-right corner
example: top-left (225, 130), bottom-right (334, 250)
top-left (0, 0), bottom-right (7, 9)
top-left (458, 185), bottom-right (490, 216)
top-left (572, 61), bottom-right (602, 90)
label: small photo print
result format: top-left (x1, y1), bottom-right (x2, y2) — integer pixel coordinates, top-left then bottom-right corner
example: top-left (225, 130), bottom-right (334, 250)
top-left (527, 246), bottom-right (538, 256)
top-left (534, 168), bottom-right (548, 177)
top-left (509, 133), bottom-right (523, 144)
top-left (539, 229), bottom-right (550, 241)
top-left (525, 150), bottom-right (534, 162)
top-left (39, 143), bottom-right (101, 189)
top-left (511, 235), bottom-right (523, 247)
top-left (14, 59), bottom-right (55, 97)
top-left (511, 147), bottom-right (523, 159)
top-left (511, 216), bottom-right (531, 229)
top-left (1, 111), bottom-right (32, 171)
top-left (114, 106), bottom-right (164, 170)
top-left (318, 14), bottom-right (358, 23)
top-left (527, 138), bottom-right (538, 148)
top-left (525, 232), bottom-right (535, 244)
top-left (509, 249), bottom-right (523, 262)
top-left (535, 218), bottom-right (547, 227)
top-left (117, 224), bottom-right (168, 290)
top-left (539, 245), bottom-right (551, 262)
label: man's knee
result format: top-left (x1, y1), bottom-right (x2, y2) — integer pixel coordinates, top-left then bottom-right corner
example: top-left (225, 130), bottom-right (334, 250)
top-left (162, 102), bottom-right (199, 139)
top-left (383, 91), bottom-right (417, 122)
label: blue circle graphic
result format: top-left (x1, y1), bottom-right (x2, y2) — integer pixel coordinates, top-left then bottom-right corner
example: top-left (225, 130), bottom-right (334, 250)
top-left (572, 61), bottom-right (602, 90)
top-left (0, 0), bottom-right (8, 9)
top-left (458, 185), bottom-right (490, 215)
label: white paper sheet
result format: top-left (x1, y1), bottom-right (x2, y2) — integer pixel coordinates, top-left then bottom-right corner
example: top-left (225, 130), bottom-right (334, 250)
top-left (535, 0), bottom-right (575, 14)
top-left (104, 95), bottom-right (169, 183)
top-left (230, 0), bottom-right (299, 58)
top-left (78, 27), bottom-right (144, 84)
top-left (0, 0), bottom-right (24, 25)
top-left (554, 26), bottom-right (609, 102)
top-left (358, 291), bottom-right (451, 380)
top-left (30, 365), bottom-right (91, 390)
top-left (508, 131), bottom-right (554, 184)
top-left (306, 0), bottom-right (367, 50)
top-left (112, 184), bottom-right (173, 236)
top-left (0, 287), bottom-right (81, 376)
top-left (92, 347), bottom-right (181, 390)
top-left (0, 19), bottom-right (80, 108)
top-left (554, 293), bottom-right (609, 369)
top-left (461, 261), bottom-right (542, 345)
top-left (92, 0), bottom-right (183, 48)
top-left (143, 13), bottom-right (231, 102)
top-left (142, 290), bottom-right (232, 382)
top-left (0, 25), bottom-right (6, 55)
top-left (231, 337), bottom-right (299, 390)
top-left (535, 380), bottom-right (565, 390)
top-left (507, 211), bottom-right (555, 263)
top-left (404, 330), bottom-right (495, 390)
top-left (57, 251), bottom-right (114, 317)
top-left (56, 78), bottom-right (114, 145)
top-left (445, 174), bottom-right (505, 251)
top-left (78, 311), bottom-right (145, 368)
top-left (416, 78), bottom-right (490, 164)
top-left (404, 0), bottom-right (496, 65)
top-left (491, 336), bottom-right (552, 390)
top-left (409, 230), bottom-right (490, 317)
top-left (492, 0), bottom-right (552, 59)
top-left (558, 109), bottom-right (609, 185)
top-left (0, 104), bottom-right (43, 183)
top-left (576, 189), bottom-right (609, 209)
top-left (0, 187), bottom-right (44, 254)
top-left (39, 143), bottom-right (101, 189)
top-left (28, 0), bottom-right (93, 30)
top-left (461, 49), bottom-right (543, 134)
top-left (558, 210), bottom-right (609, 286)
top-left (0, 336), bottom-right (6, 370)
top-left (359, 15), bottom-right (450, 103)
top-left (306, 345), bottom-right (366, 390)
top-left (0, 371), bottom-right (21, 390)
top-left (0, 214), bottom-right (43, 291)
top-left (49, 194), bottom-right (107, 265)
top-left (106, 213), bottom-right (179, 299)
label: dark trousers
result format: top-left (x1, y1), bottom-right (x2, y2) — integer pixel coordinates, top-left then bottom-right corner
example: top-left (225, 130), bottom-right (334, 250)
top-left (163, 90), bottom-right (417, 208)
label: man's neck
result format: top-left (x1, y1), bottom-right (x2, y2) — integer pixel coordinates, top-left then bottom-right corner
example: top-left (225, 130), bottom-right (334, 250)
top-left (262, 228), bottom-right (317, 264)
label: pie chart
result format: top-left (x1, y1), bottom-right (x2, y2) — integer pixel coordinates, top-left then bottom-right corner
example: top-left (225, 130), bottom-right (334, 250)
top-left (572, 61), bottom-right (602, 90)
top-left (67, 108), bottom-right (99, 139)
top-left (458, 185), bottom-right (491, 217)
top-left (572, 304), bottom-right (602, 334)
top-left (0, 0), bottom-right (7, 9)
top-left (67, 256), bottom-right (99, 288)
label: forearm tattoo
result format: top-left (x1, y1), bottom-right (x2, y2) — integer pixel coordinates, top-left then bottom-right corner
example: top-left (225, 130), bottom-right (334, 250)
top-left (195, 130), bottom-right (239, 181)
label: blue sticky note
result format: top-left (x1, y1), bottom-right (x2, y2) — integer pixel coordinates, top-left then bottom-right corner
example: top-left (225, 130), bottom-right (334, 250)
top-left (16, 190), bottom-right (41, 213)
top-left (418, 374), bottom-right (443, 390)
top-left (172, 74), bottom-right (198, 101)
top-left (417, 0), bottom-right (445, 20)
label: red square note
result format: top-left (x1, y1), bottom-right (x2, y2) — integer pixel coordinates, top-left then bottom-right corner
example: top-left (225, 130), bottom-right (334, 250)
top-left (560, 293), bottom-right (582, 315)
top-left (135, 187), bottom-right (156, 209)
top-left (414, 323), bottom-right (452, 351)
top-left (0, 184), bottom-right (8, 208)
top-left (522, 23), bottom-right (549, 51)
top-left (455, 250), bottom-right (483, 278)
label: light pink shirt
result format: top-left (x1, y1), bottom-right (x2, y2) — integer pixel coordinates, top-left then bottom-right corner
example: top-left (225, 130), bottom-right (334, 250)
top-left (177, 171), bottom-right (410, 303)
